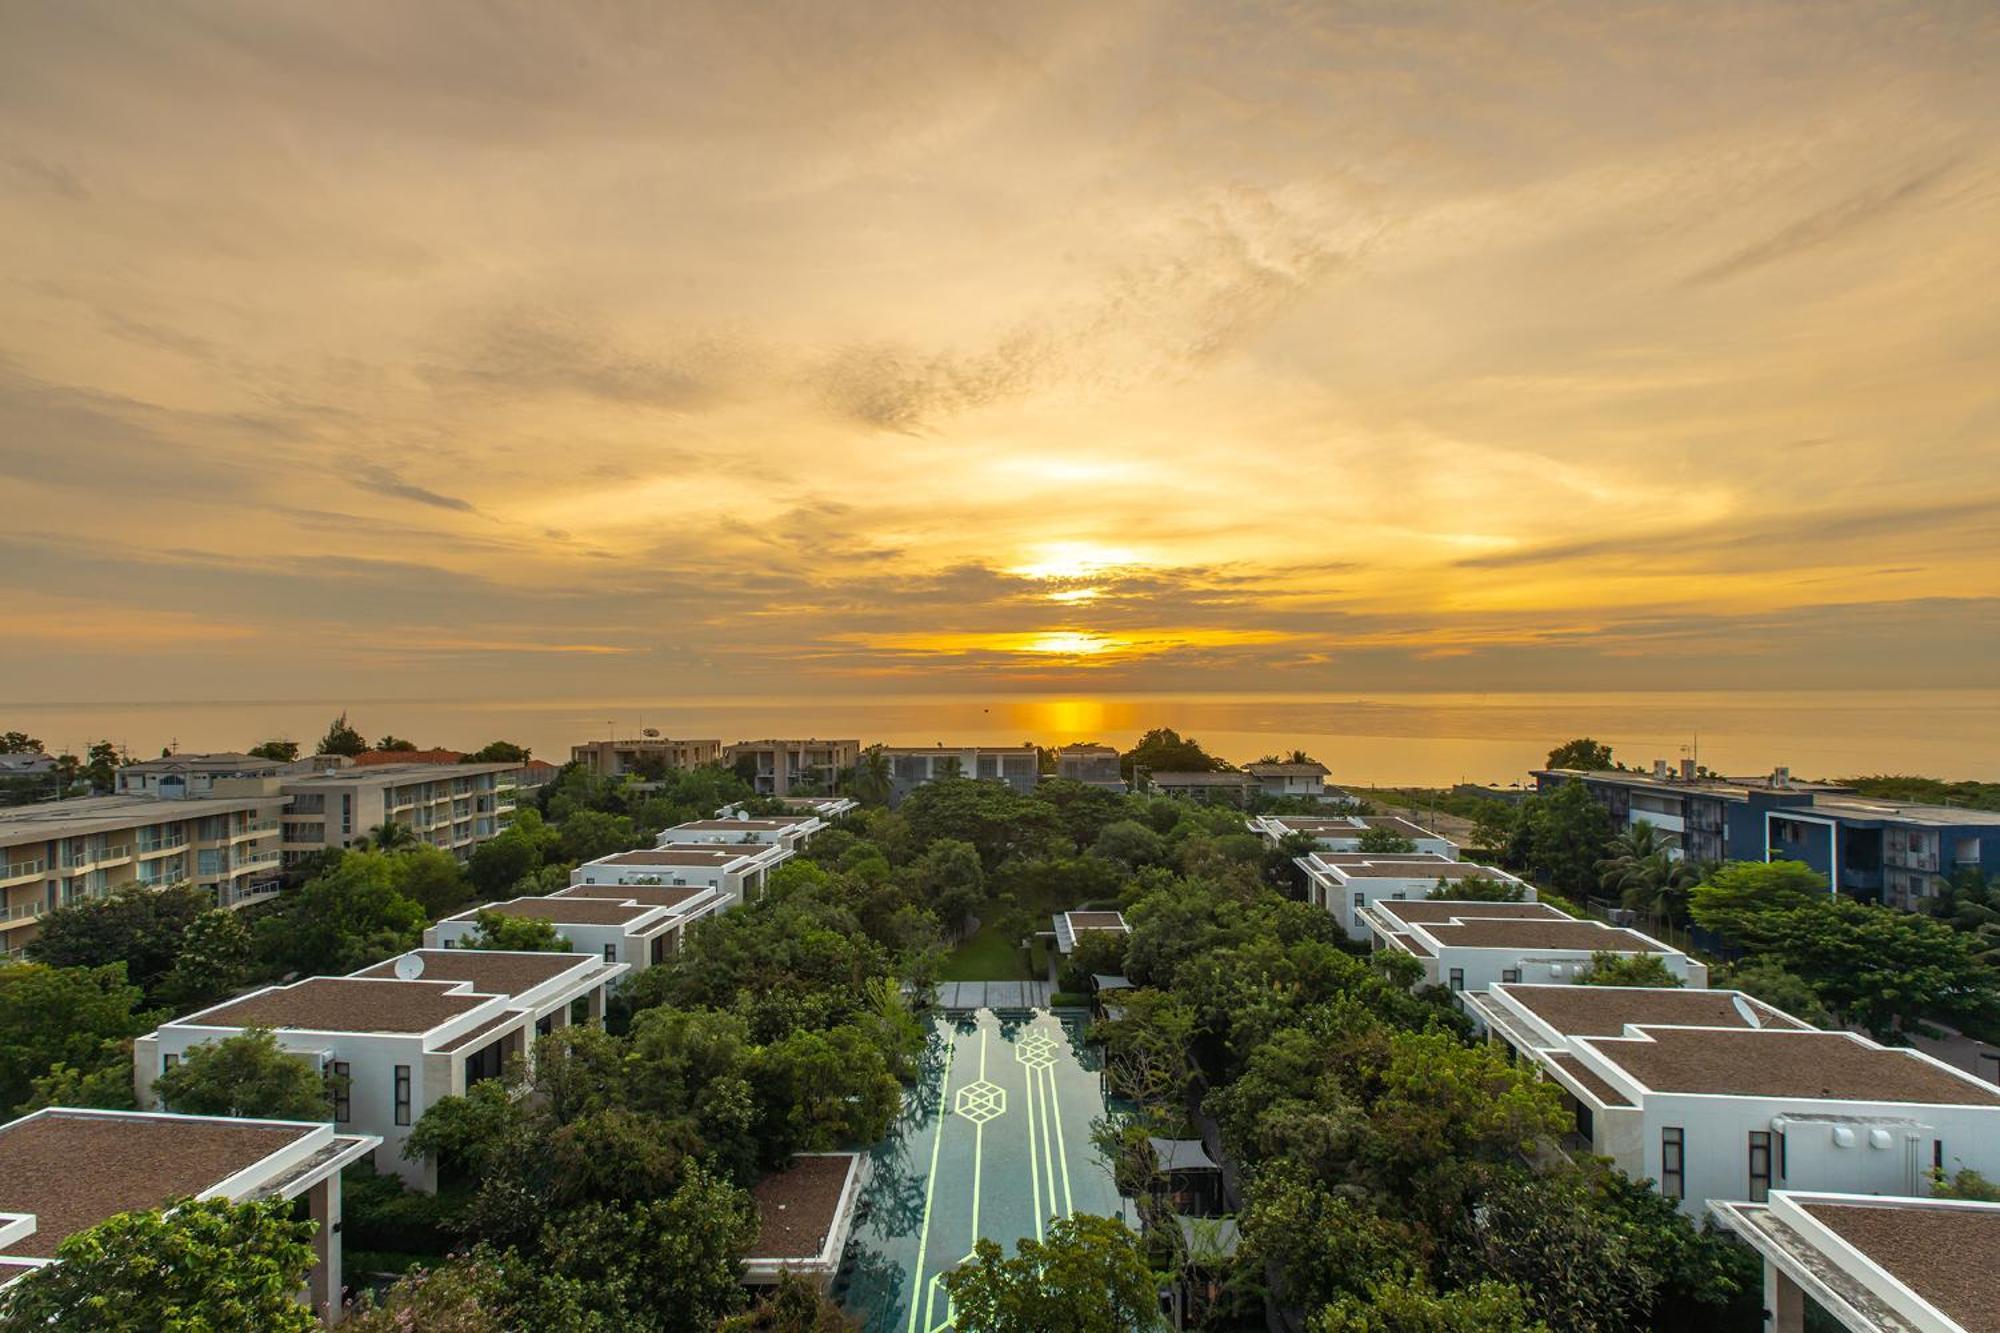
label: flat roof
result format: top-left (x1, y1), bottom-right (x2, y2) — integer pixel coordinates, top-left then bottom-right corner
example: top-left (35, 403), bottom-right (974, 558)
top-left (467, 897), bottom-right (657, 926)
top-left (1066, 911), bottom-right (1128, 930)
top-left (0, 1111), bottom-right (315, 1259)
top-left (1312, 852), bottom-right (1455, 865)
top-left (282, 761), bottom-right (517, 785)
top-left (1332, 861), bottom-right (1510, 881)
top-left (1804, 1200), bottom-right (2000, 1331)
top-left (0, 792), bottom-right (286, 844)
top-left (1417, 919), bottom-right (1667, 952)
top-left (1548, 1052), bottom-right (1634, 1108)
top-left (877, 745), bottom-right (1038, 755)
top-left (1584, 1028), bottom-right (2000, 1106)
top-left (1151, 771), bottom-right (1247, 784)
top-left (1799, 796), bottom-right (2000, 829)
top-left (1269, 815), bottom-right (1433, 833)
top-left (1245, 762), bottom-right (1329, 776)
top-left (184, 977), bottom-right (490, 1034)
top-left (746, 1154), bottom-right (860, 1260)
top-left (556, 883), bottom-right (710, 910)
top-left (592, 848), bottom-right (748, 867)
top-left (350, 949), bottom-right (588, 995)
top-left (669, 818), bottom-right (810, 832)
top-left (1374, 900), bottom-right (1567, 925)
top-left (1496, 984), bottom-right (1809, 1038)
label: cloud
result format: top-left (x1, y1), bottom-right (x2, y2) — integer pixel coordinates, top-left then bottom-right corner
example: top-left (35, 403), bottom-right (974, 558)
top-left (1684, 158), bottom-right (1961, 286)
top-left (350, 465), bottom-right (479, 514)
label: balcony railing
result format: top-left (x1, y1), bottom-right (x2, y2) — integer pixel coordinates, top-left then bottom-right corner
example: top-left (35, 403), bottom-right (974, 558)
top-left (61, 844), bottom-right (130, 869)
top-left (1, 859), bottom-right (44, 883)
top-left (138, 835), bottom-right (188, 855)
top-left (0, 902), bottom-right (47, 924)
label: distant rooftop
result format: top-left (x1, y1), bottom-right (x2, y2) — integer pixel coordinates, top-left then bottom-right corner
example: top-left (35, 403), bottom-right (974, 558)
top-left (669, 817), bottom-right (813, 832)
top-left (1416, 918), bottom-right (1667, 953)
top-left (183, 977), bottom-right (490, 1035)
top-left (0, 792), bottom-right (285, 843)
top-left (592, 848), bottom-right (754, 867)
top-left (466, 897), bottom-right (659, 926)
top-left (1244, 761), bottom-right (1330, 777)
top-left (283, 761), bottom-right (516, 785)
top-left (555, 883), bottom-right (712, 911)
top-left (1328, 860), bottom-right (1509, 881)
top-left (1150, 771), bottom-right (1249, 785)
top-left (1583, 1028), bottom-right (2000, 1106)
top-left (350, 749), bottom-right (465, 766)
top-left (1374, 900), bottom-right (1567, 925)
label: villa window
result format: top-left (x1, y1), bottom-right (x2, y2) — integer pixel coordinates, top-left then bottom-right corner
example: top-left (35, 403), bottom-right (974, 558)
top-left (1501, 968), bottom-right (1521, 984)
top-left (1748, 1131), bottom-right (1773, 1202)
top-left (331, 1062), bottom-right (351, 1124)
top-left (1661, 1128), bottom-right (1684, 1199)
top-left (393, 1065), bottom-right (411, 1126)
top-left (1448, 968), bottom-right (1464, 992)
top-left (603, 943), bottom-right (617, 964)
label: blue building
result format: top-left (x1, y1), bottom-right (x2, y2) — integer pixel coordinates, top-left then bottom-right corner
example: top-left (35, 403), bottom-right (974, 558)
top-left (1534, 763), bottom-right (2000, 911)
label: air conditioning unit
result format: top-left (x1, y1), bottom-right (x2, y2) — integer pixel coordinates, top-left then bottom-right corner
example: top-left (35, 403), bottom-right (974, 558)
top-left (302, 1049), bottom-right (338, 1075)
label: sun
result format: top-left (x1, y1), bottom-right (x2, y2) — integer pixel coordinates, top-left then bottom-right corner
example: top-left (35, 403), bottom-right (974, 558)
top-left (1007, 542), bottom-right (1142, 582)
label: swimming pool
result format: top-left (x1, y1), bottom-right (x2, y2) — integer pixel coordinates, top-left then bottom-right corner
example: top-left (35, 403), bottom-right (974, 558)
top-left (835, 1007), bottom-right (1126, 1330)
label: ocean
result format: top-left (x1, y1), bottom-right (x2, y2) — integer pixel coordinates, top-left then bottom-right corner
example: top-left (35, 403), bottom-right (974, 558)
top-left (4, 690), bottom-right (1995, 788)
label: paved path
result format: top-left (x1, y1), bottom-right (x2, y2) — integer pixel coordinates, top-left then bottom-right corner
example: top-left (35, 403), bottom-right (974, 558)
top-left (935, 981), bottom-right (1053, 1010)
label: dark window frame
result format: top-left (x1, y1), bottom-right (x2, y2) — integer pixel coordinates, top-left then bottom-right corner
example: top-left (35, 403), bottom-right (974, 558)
top-left (331, 1061), bottom-right (351, 1124)
top-left (393, 1064), bottom-right (412, 1126)
top-left (1749, 1130), bottom-right (1773, 1202)
top-left (1662, 1127), bottom-right (1685, 1199)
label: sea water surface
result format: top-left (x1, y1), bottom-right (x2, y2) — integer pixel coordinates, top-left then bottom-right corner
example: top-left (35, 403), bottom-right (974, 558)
top-left (4, 690), bottom-right (1995, 787)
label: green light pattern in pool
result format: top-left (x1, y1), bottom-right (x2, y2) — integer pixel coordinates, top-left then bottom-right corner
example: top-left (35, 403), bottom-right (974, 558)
top-left (835, 1008), bottom-right (1123, 1329)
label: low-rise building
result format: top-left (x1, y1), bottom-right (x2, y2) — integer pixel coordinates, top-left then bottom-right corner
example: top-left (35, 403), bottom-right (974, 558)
top-left (568, 842), bottom-right (785, 906)
top-left (716, 796), bottom-right (858, 820)
top-left (1250, 813), bottom-right (1458, 858)
top-left (426, 895), bottom-right (689, 974)
top-left (1712, 1189), bottom-right (2000, 1333)
top-left (0, 792), bottom-right (289, 949)
top-left (278, 763), bottom-right (518, 869)
top-left (1147, 771), bottom-right (1252, 804)
top-left (137, 951), bottom-right (620, 1189)
top-left (722, 740), bottom-right (860, 798)
top-left (570, 736), bottom-right (723, 778)
top-left (117, 751), bottom-right (330, 798)
top-left (742, 1153), bottom-right (867, 1290)
top-left (550, 883), bottom-right (723, 956)
top-left (1243, 760), bottom-right (1332, 800)
top-left (661, 816), bottom-right (823, 853)
top-left (0, 1107), bottom-right (378, 1321)
top-left (1297, 851), bottom-right (1532, 939)
top-left (1365, 899), bottom-right (1706, 992)
top-left (1467, 983), bottom-right (2000, 1216)
top-left (1055, 744), bottom-right (1126, 792)
top-left (879, 746), bottom-right (1040, 803)
top-left (350, 748), bottom-right (465, 767)
top-left (1052, 910), bottom-right (1129, 956)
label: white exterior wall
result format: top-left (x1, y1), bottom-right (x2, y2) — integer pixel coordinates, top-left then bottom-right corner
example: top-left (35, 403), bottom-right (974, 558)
top-left (1310, 830), bottom-right (1458, 859)
top-left (425, 917), bottom-right (650, 970)
top-left (1440, 947), bottom-right (1706, 997)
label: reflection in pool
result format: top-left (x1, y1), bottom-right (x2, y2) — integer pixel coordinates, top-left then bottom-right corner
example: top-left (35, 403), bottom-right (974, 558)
top-left (835, 1007), bottom-right (1124, 1329)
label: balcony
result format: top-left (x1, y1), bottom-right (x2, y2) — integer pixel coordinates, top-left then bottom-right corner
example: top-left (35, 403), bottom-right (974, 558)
top-left (137, 835), bottom-right (188, 857)
top-left (1, 858), bottom-right (45, 885)
top-left (0, 902), bottom-right (47, 930)
top-left (60, 844), bottom-right (131, 870)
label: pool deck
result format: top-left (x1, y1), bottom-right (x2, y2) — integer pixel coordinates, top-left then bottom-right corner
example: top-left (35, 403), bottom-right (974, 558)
top-left (837, 1007), bottom-right (1124, 1330)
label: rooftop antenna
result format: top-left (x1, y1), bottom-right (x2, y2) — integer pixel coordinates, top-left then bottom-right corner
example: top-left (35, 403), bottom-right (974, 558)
top-left (1730, 993), bottom-right (1762, 1029)
top-left (393, 954), bottom-right (426, 981)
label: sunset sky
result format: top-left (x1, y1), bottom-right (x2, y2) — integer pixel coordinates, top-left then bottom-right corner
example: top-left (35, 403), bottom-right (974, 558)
top-left (2, 1), bottom-right (1996, 702)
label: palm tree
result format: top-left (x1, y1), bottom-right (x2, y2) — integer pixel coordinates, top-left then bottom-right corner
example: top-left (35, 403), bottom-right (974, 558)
top-left (1286, 749), bottom-right (1315, 765)
top-left (368, 821), bottom-right (419, 852)
top-left (1596, 822), bottom-right (1697, 924)
top-left (851, 746), bottom-right (893, 807)
top-left (936, 756), bottom-right (963, 781)
top-left (1927, 869), bottom-right (2000, 964)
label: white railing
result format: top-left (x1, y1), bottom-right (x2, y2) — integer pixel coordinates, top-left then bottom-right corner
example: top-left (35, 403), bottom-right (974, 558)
top-left (1, 902), bottom-right (46, 923)
top-left (1, 859), bottom-right (44, 882)
top-left (138, 835), bottom-right (188, 855)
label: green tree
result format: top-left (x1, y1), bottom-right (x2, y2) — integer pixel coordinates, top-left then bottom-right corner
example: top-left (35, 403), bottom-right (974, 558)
top-left (1924, 868), bottom-right (2000, 963)
top-left (0, 1198), bottom-right (318, 1332)
top-left (538, 1162), bottom-right (757, 1330)
top-left (1504, 782), bottom-right (1614, 898)
top-left (718, 1271), bottom-right (860, 1331)
top-left (407, 1079), bottom-right (525, 1179)
top-left (558, 808), bottom-right (637, 863)
top-left (1122, 727), bottom-right (1227, 781)
top-left (247, 739), bottom-right (300, 762)
top-left (252, 851), bottom-right (427, 976)
top-left (1093, 819), bottom-right (1169, 869)
top-left (1426, 875), bottom-right (1527, 903)
top-left (466, 740), bottom-right (532, 764)
top-left (462, 909), bottom-right (571, 952)
top-left (943, 1213), bottom-right (1160, 1333)
top-left (1687, 860), bottom-right (1829, 952)
top-left (1597, 822), bottom-right (1700, 923)
top-left (368, 820), bottom-right (420, 852)
top-left (0, 732), bottom-right (42, 754)
top-left (913, 836), bottom-right (985, 938)
top-left (82, 740), bottom-right (122, 793)
top-left (1357, 827), bottom-right (1417, 855)
top-left (390, 843), bottom-right (475, 917)
top-left (375, 735), bottom-right (419, 752)
top-left (152, 1028), bottom-right (335, 1121)
top-left (752, 1025), bottom-right (901, 1159)
top-left (1713, 959), bottom-right (1832, 1026)
top-left (156, 908), bottom-right (256, 1010)
top-left (1578, 952), bottom-right (1685, 987)
top-left (1760, 897), bottom-right (2000, 1040)
top-left (1310, 1274), bottom-right (1547, 1332)
top-left (27, 883), bottom-right (213, 999)
top-left (0, 962), bottom-right (152, 1115)
top-left (851, 745), bottom-right (894, 807)
top-left (1545, 738), bottom-right (1615, 770)
top-left (315, 710), bottom-right (369, 758)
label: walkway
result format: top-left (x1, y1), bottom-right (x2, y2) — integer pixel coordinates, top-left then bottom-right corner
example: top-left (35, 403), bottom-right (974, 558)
top-left (935, 980), bottom-right (1054, 1010)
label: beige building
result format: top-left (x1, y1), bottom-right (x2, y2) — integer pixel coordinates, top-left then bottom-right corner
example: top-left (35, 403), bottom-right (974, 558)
top-left (0, 792), bottom-right (289, 954)
top-left (570, 736), bottom-right (723, 778)
top-left (278, 763), bottom-right (518, 869)
top-left (723, 739), bottom-right (860, 797)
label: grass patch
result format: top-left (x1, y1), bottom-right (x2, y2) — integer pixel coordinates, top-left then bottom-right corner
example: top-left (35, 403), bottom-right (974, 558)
top-left (939, 919), bottom-right (1033, 981)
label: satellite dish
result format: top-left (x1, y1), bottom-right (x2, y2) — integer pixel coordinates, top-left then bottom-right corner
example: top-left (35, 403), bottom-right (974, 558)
top-left (642, 728), bottom-right (660, 738)
top-left (393, 954), bottom-right (426, 981)
top-left (1731, 993), bottom-right (1762, 1029)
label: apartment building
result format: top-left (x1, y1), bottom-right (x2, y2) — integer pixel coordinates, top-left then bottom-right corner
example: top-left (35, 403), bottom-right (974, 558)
top-left (117, 751), bottom-right (330, 797)
top-left (717, 795), bottom-right (858, 820)
top-left (568, 841), bottom-right (788, 905)
top-left (1296, 851), bottom-right (1532, 940)
top-left (0, 1107), bottom-right (378, 1321)
top-left (570, 736), bottom-right (723, 778)
top-left (1467, 983), bottom-right (2000, 1217)
top-left (722, 739), bottom-right (860, 797)
top-left (137, 950), bottom-right (621, 1189)
top-left (1243, 760), bottom-right (1333, 799)
top-left (1055, 744), bottom-right (1126, 792)
top-left (0, 793), bottom-right (289, 951)
top-left (1366, 899), bottom-right (1707, 992)
top-left (426, 895), bottom-right (692, 975)
top-left (277, 762), bottom-right (518, 869)
top-left (1252, 813), bottom-right (1459, 858)
top-left (879, 745), bottom-right (1039, 804)
top-left (1713, 1189), bottom-right (2000, 1333)
top-left (662, 815), bottom-right (823, 853)
top-left (1534, 764), bottom-right (2000, 909)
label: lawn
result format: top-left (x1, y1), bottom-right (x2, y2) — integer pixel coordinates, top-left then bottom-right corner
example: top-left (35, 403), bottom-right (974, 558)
top-left (938, 919), bottom-right (1034, 981)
